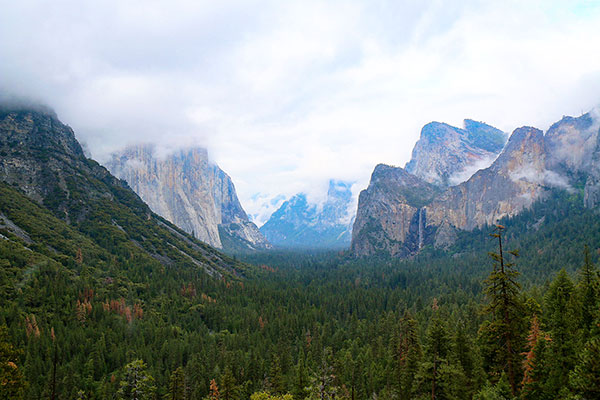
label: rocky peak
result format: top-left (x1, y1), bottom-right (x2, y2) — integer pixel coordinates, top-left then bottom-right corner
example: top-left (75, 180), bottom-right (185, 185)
top-left (405, 119), bottom-right (507, 186)
top-left (491, 126), bottom-right (546, 174)
top-left (544, 113), bottom-right (598, 176)
top-left (106, 144), bottom-right (270, 251)
top-left (259, 179), bottom-right (355, 249)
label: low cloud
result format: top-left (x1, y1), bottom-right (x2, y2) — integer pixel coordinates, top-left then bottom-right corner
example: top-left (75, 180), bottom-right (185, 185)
top-left (2, 1), bottom-right (600, 221)
top-left (448, 153), bottom-right (500, 186)
top-left (510, 166), bottom-right (573, 192)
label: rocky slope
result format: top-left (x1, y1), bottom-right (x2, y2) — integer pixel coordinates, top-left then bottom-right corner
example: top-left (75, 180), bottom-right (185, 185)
top-left (350, 165), bottom-right (439, 257)
top-left (405, 119), bottom-right (507, 186)
top-left (106, 145), bottom-right (270, 252)
top-left (260, 180), bottom-right (355, 249)
top-left (0, 102), bottom-right (245, 276)
top-left (352, 113), bottom-right (600, 257)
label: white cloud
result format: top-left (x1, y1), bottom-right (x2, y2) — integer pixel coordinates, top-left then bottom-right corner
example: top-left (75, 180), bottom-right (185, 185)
top-left (1, 0), bottom-right (600, 223)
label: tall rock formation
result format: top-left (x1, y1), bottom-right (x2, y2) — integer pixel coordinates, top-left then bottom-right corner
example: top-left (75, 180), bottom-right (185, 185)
top-left (405, 120), bottom-right (507, 186)
top-left (350, 165), bottom-right (439, 257)
top-left (260, 180), bottom-right (355, 249)
top-left (0, 102), bottom-right (243, 277)
top-left (352, 112), bottom-right (600, 257)
top-left (106, 145), bottom-right (270, 251)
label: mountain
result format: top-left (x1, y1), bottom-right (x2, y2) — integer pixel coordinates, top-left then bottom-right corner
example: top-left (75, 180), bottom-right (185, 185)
top-left (405, 119), bottom-right (507, 186)
top-left (260, 180), bottom-right (355, 249)
top-left (105, 145), bottom-right (270, 252)
top-left (0, 103), bottom-right (245, 277)
top-left (352, 113), bottom-right (600, 257)
top-left (350, 165), bottom-right (440, 257)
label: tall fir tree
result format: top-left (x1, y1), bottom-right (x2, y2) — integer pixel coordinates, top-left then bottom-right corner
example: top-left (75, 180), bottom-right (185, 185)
top-left (480, 225), bottom-right (525, 396)
top-left (544, 269), bottom-right (578, 394)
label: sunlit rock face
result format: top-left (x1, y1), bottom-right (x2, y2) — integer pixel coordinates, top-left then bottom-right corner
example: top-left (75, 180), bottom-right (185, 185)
top-left (106, 145), bottom-right (270, 251)
top-left (405, 120), bottom-right (507, 186)
top-left (352, 112), bottom-right (600, 257)
top-left (260, 180), bottom-right (355, 249)
top-left (426, 126), bottom-right (548, 232)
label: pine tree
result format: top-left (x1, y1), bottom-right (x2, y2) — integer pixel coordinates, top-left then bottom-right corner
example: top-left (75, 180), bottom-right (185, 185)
top-left (520, 315), bottom-right (551, 400)
top-left (268, 355), bottom-right (284, 395)
top-left (168, 367), bottom-right (185, 400)
top-left (480, 225), bottom-right (524, 396)
top-left (393, 313), bottom-right (422, 400)
top-left (570, 336), bottom-right (600, 398)
top-left (579, 245), bottom-right (598, 332)
top-left (117, 359), bottom-right (156, 400)
top-left (544, 269), bottom-right (577, 393)
top-left (220, 366), bottom-right (239, 400)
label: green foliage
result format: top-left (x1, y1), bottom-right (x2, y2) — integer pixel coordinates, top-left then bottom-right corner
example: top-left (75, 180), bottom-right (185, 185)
top-left (117, 359), bottom-right (156, 400)
top-left (0, 325), bottom-right (26, 399)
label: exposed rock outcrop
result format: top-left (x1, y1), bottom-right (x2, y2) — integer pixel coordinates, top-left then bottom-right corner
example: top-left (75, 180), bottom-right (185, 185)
top-left (351, 165), bottom-right (439, 257)
top-left (352, 112), bottom-right (600, 257)
top-left (405, 120), bottom-right (507, 186)
top-left (260, 180), bottom-right (354, 249)
top-left (106, 145), bottom-right (270, 251)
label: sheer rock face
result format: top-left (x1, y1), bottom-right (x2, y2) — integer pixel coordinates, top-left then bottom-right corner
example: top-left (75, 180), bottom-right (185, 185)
top-left (260, 180), bottom-right (354, 249)
top-left (106, 145), bottom-right (270, 251)
top-left (426, 127), bottom-right (548, 232)
top-left (352, 112), bottom-right (600, 257)
top-left (405, 120), bottom-right (507, 186)
top-left (351, 164), bottom-right (439, 257)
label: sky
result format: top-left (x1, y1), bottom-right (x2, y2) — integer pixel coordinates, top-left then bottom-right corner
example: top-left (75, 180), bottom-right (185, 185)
top-left (2, 0), bottom-right (600, 226)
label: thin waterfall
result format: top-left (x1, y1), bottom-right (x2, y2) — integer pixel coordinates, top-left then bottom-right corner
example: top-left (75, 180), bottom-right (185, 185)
top-left (418, 208), bottom-right (425, 250)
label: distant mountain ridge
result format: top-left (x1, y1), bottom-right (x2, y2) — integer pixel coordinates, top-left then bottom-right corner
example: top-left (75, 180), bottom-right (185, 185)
top-left (106, 145), bottom-right (270, 252)
top-left (352, 112), bottom-right (600, 257)
top-left (260, 180), bottom-right (354, 249)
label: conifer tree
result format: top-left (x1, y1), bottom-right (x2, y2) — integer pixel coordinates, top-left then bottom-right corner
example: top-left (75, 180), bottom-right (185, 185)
top-left (579, 245), bottom-right (598, 332)
top-left (220, 366), bottom-right (239, 400)
top-left (480, 225), bottom-right (524, 396)
top-left (168, 367), bottom-right (185, 400)
top-left (117, 359), bottom-right (156, 400)
top-left (0, 325), bottom-right (26, 400)
top-left (570, 336), bottom-right (600, 398)
top-left (544, 269), bottom-right (577, 393)
top-left (393, 312), bottom-right (422, 400)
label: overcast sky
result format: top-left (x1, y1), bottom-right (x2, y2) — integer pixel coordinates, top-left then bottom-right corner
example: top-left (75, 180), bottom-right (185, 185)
top-left (2, 0), bottom-right (600, 225)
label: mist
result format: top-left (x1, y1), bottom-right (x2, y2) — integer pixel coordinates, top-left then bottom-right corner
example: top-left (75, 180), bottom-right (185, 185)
top-left (2, 0), bottom-right (600, 223)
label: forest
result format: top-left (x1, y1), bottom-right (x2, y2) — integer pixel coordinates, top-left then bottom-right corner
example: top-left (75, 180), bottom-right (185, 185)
top-left (1, 187), bottom-right (600, 399)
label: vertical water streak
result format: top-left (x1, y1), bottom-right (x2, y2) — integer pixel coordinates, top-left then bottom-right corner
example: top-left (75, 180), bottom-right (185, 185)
top-left (418, 208), bottom-right (424, 250)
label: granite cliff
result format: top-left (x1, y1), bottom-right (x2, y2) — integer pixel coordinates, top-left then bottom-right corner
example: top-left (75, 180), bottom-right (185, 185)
top-left (260, 180), bottom-right (354, 249)
top-left (352, 113), bottom-right (600, 257)
top-left (106, 145), bottom-right (270, 251)
top-left (405, 119), bottom-right (507, 186)
top-left (0, 102), bottom-right (245, 276)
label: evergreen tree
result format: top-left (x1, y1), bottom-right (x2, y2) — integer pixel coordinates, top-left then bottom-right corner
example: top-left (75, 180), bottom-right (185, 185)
top-left (579, 245), bottom-right (598, 333)
top-left (570, 336), bottom-right (600, 398)
top-left (480, 225), bottom-right (524, 396)
top-left (393, 313), bottom-right (422, 400)
top-left (268, 355), bottom-right (284, 395)
top-left (415, 306), bottom-right (466, 399)
top-left (220, 366), bottom-right (240, 400)
top-left (0, 325), bottom-right (26, 400)
top-left (520, 316), bottom-right (551, 400)
top-left (168, 367), bottom-right (185, 400)
top-left (544, 269), bottom-right (577, 393)
top-left (117, 359), bottom-right (156, 400)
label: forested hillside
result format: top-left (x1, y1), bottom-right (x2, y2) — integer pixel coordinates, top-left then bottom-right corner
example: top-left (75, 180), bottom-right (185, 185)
top-left (2, 182), bottom-right (600, 399)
